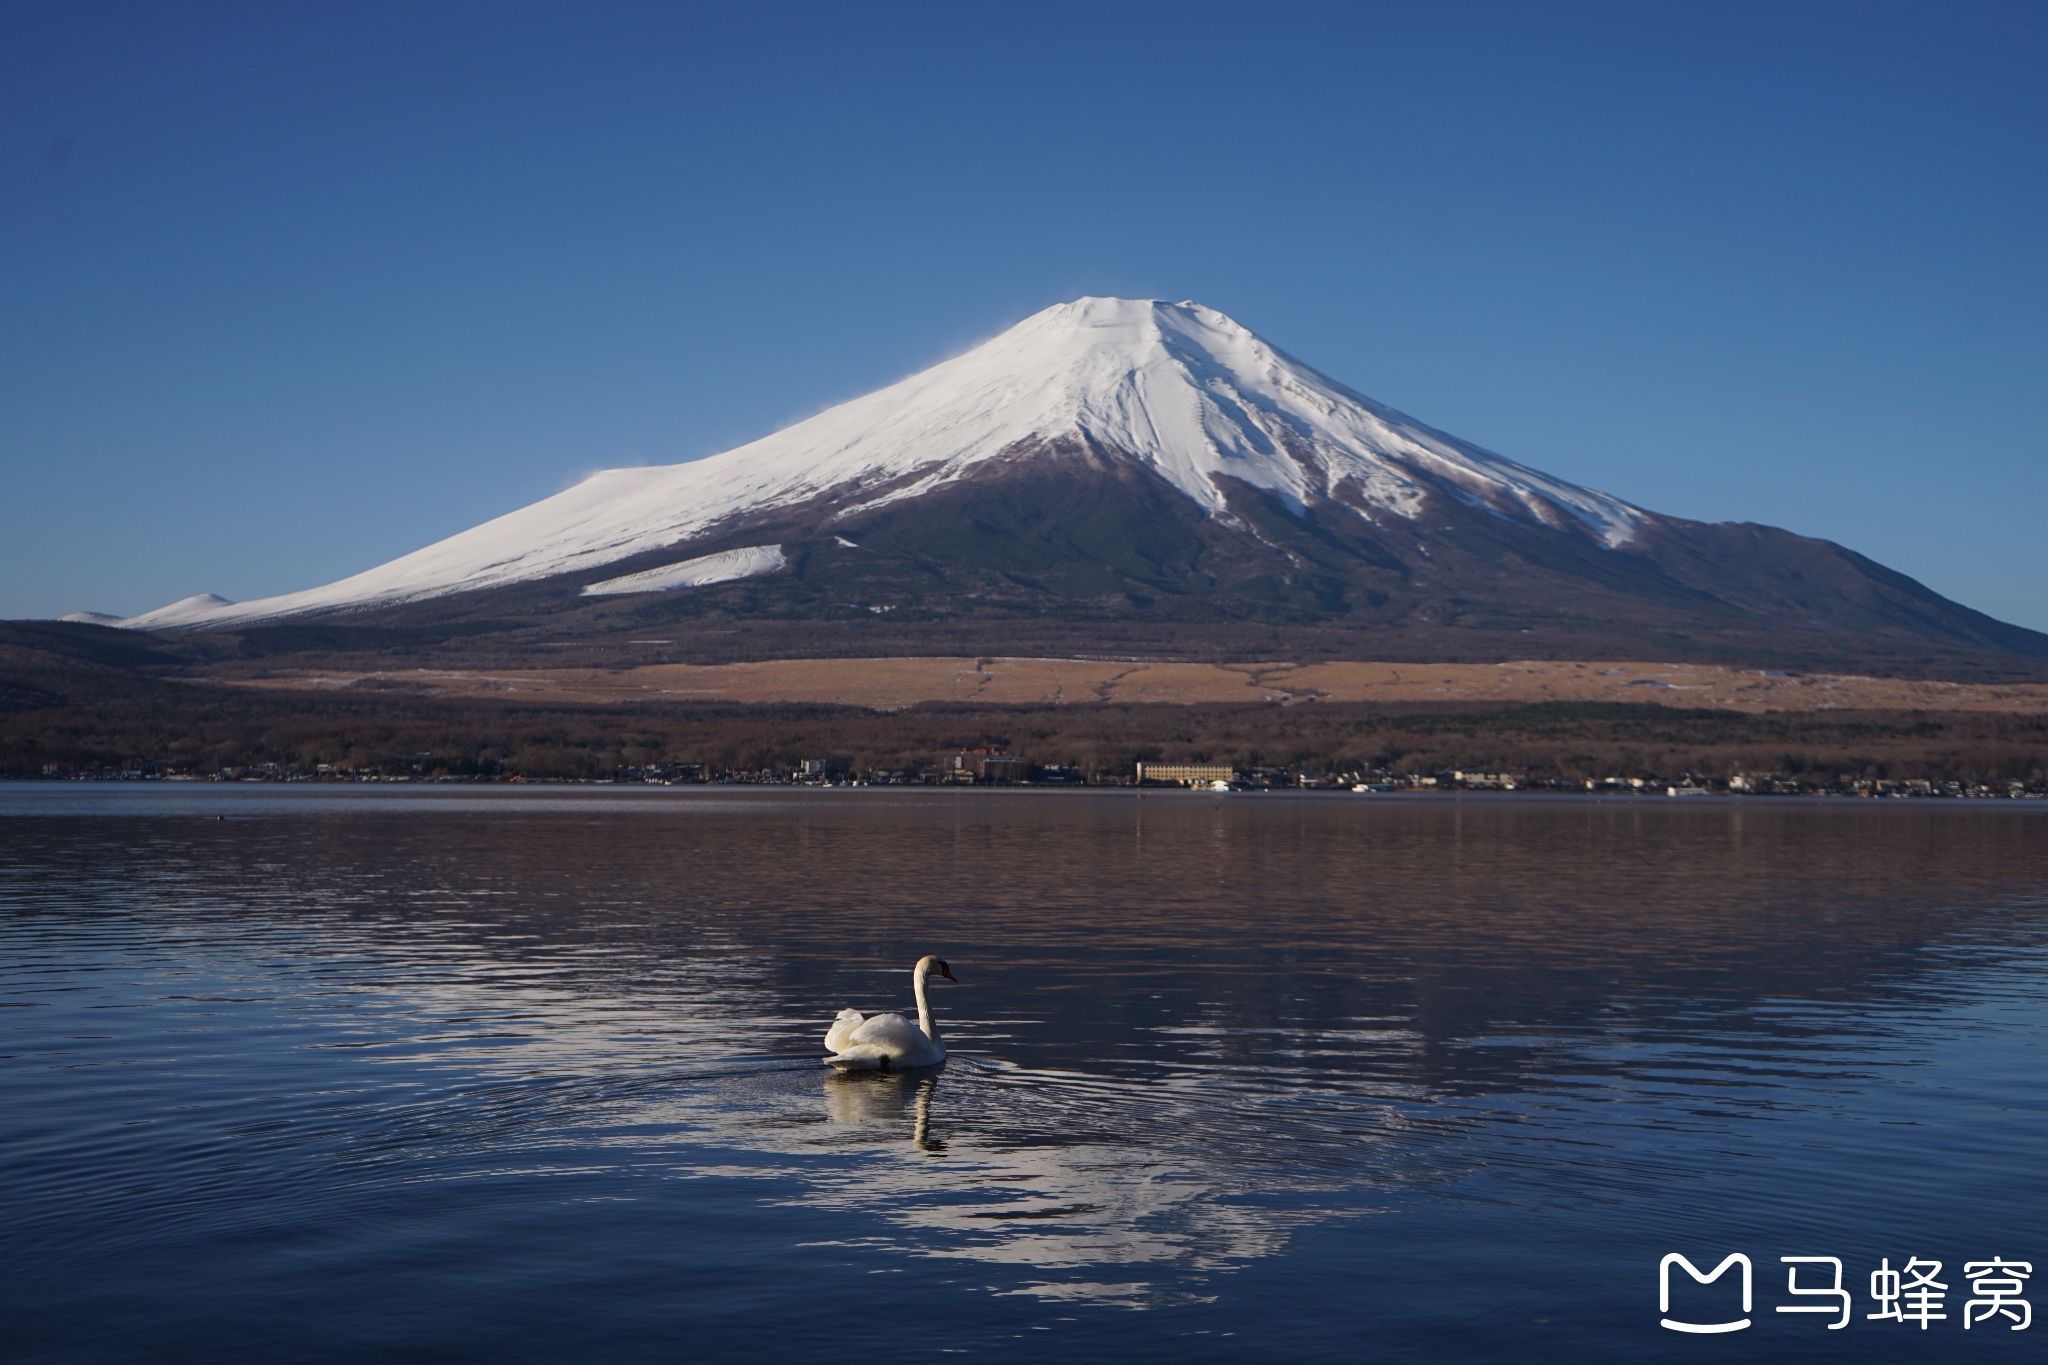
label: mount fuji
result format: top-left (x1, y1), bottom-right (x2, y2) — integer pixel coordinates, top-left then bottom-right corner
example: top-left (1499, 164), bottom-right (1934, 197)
top-left (80, 297), bottom-right (2047, 667)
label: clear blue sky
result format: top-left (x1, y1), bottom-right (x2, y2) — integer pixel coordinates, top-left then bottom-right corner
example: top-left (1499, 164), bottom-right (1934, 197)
top-left (5, 1), bottom-right (2045, 629)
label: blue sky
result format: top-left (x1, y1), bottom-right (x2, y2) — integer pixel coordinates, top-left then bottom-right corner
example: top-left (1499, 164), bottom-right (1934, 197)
top-left (4, 1), bottom-right (2045, 629)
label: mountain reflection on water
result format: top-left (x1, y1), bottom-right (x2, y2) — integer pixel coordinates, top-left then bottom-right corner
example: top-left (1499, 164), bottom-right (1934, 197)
top-left (4, 787), bottom-right (2046, 1362)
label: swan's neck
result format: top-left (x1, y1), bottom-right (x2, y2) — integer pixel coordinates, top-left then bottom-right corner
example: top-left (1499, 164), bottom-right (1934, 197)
top-left (913, 964), bottom-right (938, 1041)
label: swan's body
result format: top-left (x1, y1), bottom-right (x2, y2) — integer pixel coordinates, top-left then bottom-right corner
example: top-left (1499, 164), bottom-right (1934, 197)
top-left (825, 955), bottom-right (955, 1069)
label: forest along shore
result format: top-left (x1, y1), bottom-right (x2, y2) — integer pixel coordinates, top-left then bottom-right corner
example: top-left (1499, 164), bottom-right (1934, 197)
top-left (5, 689), bottom-right (2045, 790)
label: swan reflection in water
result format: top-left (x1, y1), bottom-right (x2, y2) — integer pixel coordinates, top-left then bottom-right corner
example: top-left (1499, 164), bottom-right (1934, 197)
top-left (824, 1069), bottom-right (947, 1153)
top-left (807, 1059), bottom-right (1315, 1307)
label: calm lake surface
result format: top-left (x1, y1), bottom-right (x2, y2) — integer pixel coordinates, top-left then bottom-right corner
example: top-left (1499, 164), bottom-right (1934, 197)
top-left (3, 785), bottom-right (2045, 1363)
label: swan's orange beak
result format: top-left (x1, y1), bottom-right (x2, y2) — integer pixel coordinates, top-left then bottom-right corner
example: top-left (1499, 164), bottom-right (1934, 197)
top-left (938, 962), bottom-right (958, 982)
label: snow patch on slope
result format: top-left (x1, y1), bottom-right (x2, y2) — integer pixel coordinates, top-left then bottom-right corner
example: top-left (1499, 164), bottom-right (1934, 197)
top-left (581, 545), bottom-right (787, 596)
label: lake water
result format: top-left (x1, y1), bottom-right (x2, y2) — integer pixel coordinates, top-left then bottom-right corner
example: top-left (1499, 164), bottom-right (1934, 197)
top-left (3, 785), bottom-right (2045, 1363)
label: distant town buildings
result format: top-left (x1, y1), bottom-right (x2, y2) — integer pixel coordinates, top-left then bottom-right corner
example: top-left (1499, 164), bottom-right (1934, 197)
top-left (1135, 762), bottom-right (1237, 787)
top-left (21, 754), bottom-right (2046, 800)
top-left (949, 748), bottom-right (1028, 784)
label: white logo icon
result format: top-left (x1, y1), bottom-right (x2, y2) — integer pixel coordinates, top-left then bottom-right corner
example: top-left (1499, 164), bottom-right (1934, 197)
top-left (1660, 1253), bottom-right (1752, 1334)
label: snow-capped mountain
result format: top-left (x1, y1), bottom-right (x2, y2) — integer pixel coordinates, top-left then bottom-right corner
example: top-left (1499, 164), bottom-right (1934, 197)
top-left (78, 297), bottom-right (2047, 664)
top-left (99, 298), bottom-right (1648, 628)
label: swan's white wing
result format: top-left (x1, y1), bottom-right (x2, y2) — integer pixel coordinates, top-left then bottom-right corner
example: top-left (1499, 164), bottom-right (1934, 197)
top-left (824, 1008), bottom-right (865, 1053)
top-left (847, 1011), bottom-right (923, 1051)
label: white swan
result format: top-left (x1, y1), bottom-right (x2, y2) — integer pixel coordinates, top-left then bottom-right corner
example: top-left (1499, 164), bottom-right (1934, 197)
top-left (824, 955), bottom-right (956, 1069)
